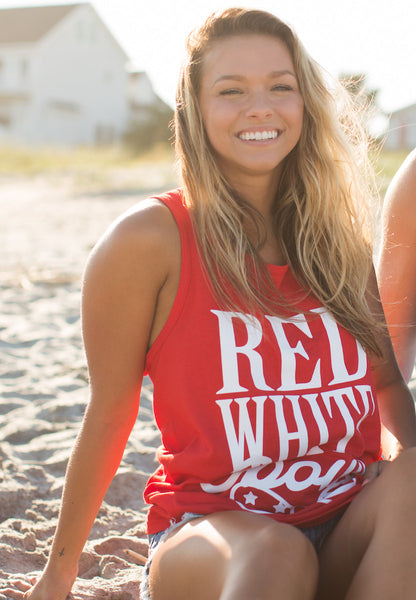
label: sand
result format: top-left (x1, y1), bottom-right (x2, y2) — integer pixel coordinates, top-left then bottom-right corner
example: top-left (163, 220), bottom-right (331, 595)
top-left (0, 173), bottom-right (415, 598)
top-left (0, 174), bottom-right (171, 598)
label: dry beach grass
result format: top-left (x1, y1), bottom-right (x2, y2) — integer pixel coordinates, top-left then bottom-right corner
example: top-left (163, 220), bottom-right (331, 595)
top-left (0, 147), bottom-right (414, 597)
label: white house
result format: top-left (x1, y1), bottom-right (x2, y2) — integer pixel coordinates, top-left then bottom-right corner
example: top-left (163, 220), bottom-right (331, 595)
top-left (0, 3), bottom-right (162, 146)
top-left (128, 69), bottom-right (172, 124)
top-left (383, 103), bottom-right (416, 151)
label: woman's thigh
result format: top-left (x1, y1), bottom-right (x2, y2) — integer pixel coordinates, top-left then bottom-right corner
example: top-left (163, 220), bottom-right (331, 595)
top-left (148, 510), bottom-right (319, 600)
top-left (316, 448), bottom-right (416, 600)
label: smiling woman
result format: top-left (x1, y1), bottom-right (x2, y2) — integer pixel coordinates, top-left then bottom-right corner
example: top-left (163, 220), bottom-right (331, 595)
top-left (175, 9), bottom-right (382, 352)
top-left (12, 7), bottom-right (416, 600)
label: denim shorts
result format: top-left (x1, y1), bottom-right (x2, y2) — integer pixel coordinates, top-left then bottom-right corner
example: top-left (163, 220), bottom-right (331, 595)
top-left (139, 511), bottom-right (343, 600)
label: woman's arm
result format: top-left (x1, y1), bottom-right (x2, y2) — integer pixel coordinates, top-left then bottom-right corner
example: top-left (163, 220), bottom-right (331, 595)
top-left (377, 150), bottom-right (416, 382)
top-left (22, 200), bottom-right (180, 599)
top-left (367, 265), bottom-right (416, 460)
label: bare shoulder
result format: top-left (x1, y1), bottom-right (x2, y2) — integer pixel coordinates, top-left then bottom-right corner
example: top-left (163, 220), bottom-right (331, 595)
top-left (81, 197), bottom-right (181, 382)
top-left (84, 197), bottom-right (180, 287)
top-left (111, 197), bottom-right (179, 246)
top-left (90, 197), bottom-right (179, 259)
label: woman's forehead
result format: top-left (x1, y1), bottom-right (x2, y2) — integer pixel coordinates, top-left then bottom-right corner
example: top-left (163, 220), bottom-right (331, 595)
top-left (200, 34), bottom-right (294, 81)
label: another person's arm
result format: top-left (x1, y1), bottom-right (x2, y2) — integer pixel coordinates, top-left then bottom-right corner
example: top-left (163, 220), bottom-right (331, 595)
top-left (367, 265), bottom-right (416, 461)
top-left (377, 150), bottom-right (416, 382)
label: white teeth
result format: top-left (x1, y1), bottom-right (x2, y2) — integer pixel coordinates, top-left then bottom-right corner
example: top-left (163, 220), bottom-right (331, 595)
top-left (239, 130), bottom-right (278, 141)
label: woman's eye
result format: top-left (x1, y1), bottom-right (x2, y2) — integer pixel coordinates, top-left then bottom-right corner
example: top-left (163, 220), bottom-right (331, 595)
top-left (219, 88), bottom-right (243, 96)
top-left (272, 84), bottom-right (293, 92)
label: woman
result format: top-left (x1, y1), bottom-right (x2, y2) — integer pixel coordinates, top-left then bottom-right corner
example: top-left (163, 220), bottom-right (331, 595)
top-left (377, 149), bottom-right (416, 382)
top-left (11, 8), bottom-right (416, 600)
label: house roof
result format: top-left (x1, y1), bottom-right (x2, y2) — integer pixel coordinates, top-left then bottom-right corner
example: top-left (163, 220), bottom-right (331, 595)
top-left (0, 3), bottom-right (84, 44)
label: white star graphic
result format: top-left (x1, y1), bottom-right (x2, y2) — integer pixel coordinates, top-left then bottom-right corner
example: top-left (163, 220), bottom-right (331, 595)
top-left (243, 491), bottom-right (258, 506)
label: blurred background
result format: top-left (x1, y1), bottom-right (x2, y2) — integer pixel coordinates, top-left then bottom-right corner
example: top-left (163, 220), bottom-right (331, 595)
top-left (0, 0), bottom-right (413, 181)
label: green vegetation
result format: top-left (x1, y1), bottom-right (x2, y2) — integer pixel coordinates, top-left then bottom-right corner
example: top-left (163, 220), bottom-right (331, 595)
top-left (123, 104), bottom-right (174, 152)
top-left (0, 142), bottom-right (174, 175)
top-left (0, 143), bottom-right (407, 196)
top-left (0, 142), bottom-right (177, 191)
top-left (373, 149), bottom-right (409, 183)
top-left (372, 148), bottom-right (409, 199)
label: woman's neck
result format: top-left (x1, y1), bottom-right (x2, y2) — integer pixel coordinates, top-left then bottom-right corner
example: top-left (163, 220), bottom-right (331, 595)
top-left (230, 173), bottom-right (286, 266)
top-left (230, 170), bottom-right (280, 220)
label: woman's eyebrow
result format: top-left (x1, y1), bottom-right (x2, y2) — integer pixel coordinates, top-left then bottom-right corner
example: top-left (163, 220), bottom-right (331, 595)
top-left (213, 74), bottom-right (245, 85)
top-left (269, 69), bottom-right (297, 78)
top-left (213, 69), bottom-right (296, 85)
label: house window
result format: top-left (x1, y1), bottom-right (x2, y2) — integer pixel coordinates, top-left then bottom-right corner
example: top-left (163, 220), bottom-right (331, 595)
top-left (75, 18), bottom-right (96, 44)
top-left (0, 114), bottom-right (10, 127)
top-left (76, 20), bottom-right (84, 40)
top-left (20, 59), bottom-right (28, 80)
top-left (90, 22), bottom-right (96, 43)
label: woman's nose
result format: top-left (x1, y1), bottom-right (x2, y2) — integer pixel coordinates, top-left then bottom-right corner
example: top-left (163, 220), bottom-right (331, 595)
top-left (246, 91), bottom-right (273, 119)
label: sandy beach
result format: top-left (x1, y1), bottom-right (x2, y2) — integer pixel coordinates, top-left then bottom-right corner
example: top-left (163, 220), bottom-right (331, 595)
top-left (0, 173), bottom-right (173, 598)
top-left (1, 172), bottom-right (415, 598)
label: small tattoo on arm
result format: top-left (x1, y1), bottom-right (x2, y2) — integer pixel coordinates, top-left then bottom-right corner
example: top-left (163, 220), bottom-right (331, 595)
top-left (59, 547), bottom-right (65, 557)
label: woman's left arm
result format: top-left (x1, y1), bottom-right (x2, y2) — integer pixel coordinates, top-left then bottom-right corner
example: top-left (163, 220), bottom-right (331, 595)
top-left (367, 267), bottom-right (416, 460)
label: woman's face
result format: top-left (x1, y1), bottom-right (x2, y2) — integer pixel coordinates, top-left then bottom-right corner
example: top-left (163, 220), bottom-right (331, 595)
top-left (199, 34), bottom-right (304, 188)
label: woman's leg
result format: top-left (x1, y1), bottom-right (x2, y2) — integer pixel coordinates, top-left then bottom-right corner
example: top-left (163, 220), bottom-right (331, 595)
top-left (149, 510), bottom-right (319, 600)
top-left (317, 448), bottom-right (416, 600)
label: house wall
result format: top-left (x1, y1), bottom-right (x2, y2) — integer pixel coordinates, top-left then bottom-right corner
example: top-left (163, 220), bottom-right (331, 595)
top-left (384, 105), bottom-right (416, 151)
top-left (33, 3), bottom-right (129, 145)
top-left (129, 72), bottom-right (158, 107)
top-left (0, 96), bottom-right (32, 142)
top-left (0, 4), bottom-right (130, 146)
top-left (0, 45), bottom-right (32, 91)
top-left (0, 42), bottom-right (35, 142)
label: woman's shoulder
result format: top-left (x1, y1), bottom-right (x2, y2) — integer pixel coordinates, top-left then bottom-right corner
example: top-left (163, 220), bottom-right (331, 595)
top-left (96, 196), bottom-right (178, 254)
top-left (109, 195), bottom-right (178, 243)
top-left (84, 195), bottom-right (181, 290)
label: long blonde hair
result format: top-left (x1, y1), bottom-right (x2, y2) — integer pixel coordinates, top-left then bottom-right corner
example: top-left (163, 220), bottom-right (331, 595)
top-left (175, 7), bottom-right (382, 354)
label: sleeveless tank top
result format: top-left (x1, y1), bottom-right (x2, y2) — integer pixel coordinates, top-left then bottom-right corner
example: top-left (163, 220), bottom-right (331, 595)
top-left (143, 189), bottom-right (381, 534)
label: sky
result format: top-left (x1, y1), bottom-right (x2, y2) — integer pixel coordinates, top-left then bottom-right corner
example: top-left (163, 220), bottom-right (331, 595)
top-left (0, 0), bottom-right (414, 113)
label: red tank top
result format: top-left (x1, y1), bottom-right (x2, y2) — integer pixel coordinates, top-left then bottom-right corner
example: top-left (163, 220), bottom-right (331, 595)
top-left (143, 189), bottom-right (381, 534)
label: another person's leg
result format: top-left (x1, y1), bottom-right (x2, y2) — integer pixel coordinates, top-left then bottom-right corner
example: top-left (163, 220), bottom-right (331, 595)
top-left (317, 448), bottom-right (416, 600)
top-left (149, 510), bottom-right (319, 600)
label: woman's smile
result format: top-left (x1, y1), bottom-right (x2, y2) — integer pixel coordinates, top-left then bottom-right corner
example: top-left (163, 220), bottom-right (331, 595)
top-left (237, 128), bottom-right (280, 142)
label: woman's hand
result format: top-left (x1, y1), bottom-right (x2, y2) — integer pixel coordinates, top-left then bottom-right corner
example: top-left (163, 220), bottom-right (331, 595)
top-left (362, 459), bottom-right (390, 487)
top-left (2, 568), bottom-right (76, 600)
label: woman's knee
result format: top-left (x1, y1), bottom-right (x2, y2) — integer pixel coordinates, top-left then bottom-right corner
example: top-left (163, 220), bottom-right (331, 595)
top-left (214, 511), bottom-right (318, 571)
top-left (149, 528), bottom-right (228, 600)
top-left (150, 513), bottom-right (319, 599)
top-left (238, 520), bottom-right (319, 591)
top-left (252, 519), bottom-right (317, 562)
